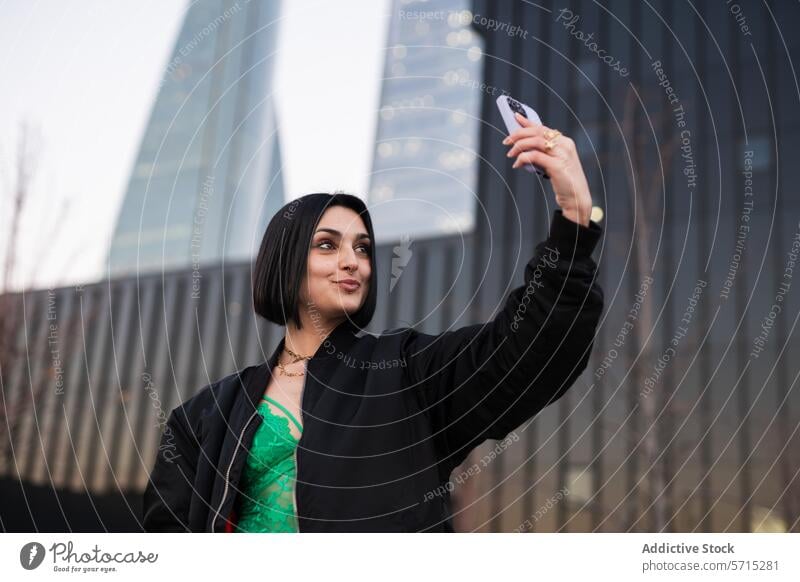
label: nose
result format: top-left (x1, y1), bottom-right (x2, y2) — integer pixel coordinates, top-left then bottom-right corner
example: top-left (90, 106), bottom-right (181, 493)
top-left (339, 246), bottom-right (358, 273)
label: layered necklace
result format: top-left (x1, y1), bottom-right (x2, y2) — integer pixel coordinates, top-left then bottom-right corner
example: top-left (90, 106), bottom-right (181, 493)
top-left (277, 344), bottom-right (313, 377)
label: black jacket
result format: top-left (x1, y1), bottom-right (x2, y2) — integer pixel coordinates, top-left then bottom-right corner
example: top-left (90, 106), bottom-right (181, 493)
top-left (142, 209), bottom-right (604, 532)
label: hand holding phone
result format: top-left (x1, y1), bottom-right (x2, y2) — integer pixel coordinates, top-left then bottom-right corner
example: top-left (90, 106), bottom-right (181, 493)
top-left (496, 95), bottom-right (549, 179)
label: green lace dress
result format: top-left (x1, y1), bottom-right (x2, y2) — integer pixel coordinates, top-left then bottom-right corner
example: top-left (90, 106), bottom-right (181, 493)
top-left (234, 396), bottom-right (303, 533)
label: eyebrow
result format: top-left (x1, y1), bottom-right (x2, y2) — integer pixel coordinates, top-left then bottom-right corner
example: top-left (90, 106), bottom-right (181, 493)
top-left (314, 228), bottom-right (371, 240)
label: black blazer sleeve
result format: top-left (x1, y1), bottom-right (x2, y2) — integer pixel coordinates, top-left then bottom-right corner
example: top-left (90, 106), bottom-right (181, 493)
top-left (142, 406), bottom-right (200, 532)
top-left (402, 209), bottom-right (604, 478)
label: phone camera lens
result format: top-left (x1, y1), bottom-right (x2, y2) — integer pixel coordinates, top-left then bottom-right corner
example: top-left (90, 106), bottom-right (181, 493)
top-left (509, 100), bottom-right (527, 118)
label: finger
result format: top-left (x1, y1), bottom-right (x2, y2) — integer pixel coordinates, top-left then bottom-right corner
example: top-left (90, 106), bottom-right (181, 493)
top-left (514, 112), bottom-right (533, 127)
top-left (506, 136), bottom-right (550, 158)
top-left (512, 149), bottom-right (556, 171)
top-left (502, 123), bottom-right (553, 145)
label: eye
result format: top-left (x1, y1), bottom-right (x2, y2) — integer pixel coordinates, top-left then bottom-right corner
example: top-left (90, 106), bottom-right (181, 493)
top-left (316, 239), bottom-right (371, 255)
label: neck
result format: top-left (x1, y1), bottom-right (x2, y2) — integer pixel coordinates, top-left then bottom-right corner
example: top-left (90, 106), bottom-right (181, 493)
top-left (283, 311), bottom-right (345, 359)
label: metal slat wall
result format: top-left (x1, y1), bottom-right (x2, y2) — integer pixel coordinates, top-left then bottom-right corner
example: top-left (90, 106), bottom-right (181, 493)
top-left (1, 294), bottom-right (26, 478)
top-left (19, 291), bottom-right (53, 486)
top-left (771, 0), bottom-right (800, 532)
top-left (695, 0), bottom-right (716, 534)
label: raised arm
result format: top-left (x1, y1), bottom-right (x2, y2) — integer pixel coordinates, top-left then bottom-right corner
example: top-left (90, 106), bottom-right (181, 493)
top-left (402, 209), bottom-right (603, 476)
top-left (402, 115), bottom-right (603, 477)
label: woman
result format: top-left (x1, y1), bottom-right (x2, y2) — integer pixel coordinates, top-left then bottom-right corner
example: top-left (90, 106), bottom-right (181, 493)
top-left (142, 113), bottom-right (604, 532)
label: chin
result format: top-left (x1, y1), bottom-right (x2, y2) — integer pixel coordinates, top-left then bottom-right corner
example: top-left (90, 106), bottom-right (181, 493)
top-left (334, 300), bottom-right (363, 313)
top-left (327, 296), bottom-right (364, 314)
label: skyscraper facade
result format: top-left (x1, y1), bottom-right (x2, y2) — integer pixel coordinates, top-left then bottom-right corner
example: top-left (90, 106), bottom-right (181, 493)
top-left (107, 0), bottom-right (284, 277)
top-left (368, 0), bottom-right (484, 243)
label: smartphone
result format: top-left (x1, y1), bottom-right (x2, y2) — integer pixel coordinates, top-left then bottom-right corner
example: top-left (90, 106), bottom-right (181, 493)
top-left (496, 95), bottom-right (549, 179)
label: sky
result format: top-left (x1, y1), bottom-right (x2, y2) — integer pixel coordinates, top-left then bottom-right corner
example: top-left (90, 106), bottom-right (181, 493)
top-left (0, 0), bottom-right (390, 292)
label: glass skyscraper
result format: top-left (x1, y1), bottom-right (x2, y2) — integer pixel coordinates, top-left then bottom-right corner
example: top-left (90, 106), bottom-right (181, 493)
top-left (107, 0), bottom-right (284, 277)
top-left (368, 0), bottom-right (484, 243)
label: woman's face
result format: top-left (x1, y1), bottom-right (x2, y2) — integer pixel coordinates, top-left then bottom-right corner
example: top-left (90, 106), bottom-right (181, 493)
top-left (300, 206), bottom-right (372, 324)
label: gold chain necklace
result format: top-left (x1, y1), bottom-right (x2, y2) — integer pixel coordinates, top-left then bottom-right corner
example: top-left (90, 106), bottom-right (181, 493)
top-left (277, 344), bottom-right (313, 377)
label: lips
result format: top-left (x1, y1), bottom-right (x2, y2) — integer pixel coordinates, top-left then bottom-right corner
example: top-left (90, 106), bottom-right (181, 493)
top-left (335, 279), bottom-right (361, 292)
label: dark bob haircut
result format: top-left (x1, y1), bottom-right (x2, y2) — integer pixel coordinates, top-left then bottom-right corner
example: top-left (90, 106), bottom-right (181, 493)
top-left (252, 192), bottom-right (378, 330)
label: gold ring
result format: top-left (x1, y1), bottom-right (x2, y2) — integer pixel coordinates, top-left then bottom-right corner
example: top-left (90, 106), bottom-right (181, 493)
top-left (544, 129), bottom-right (562, 140)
